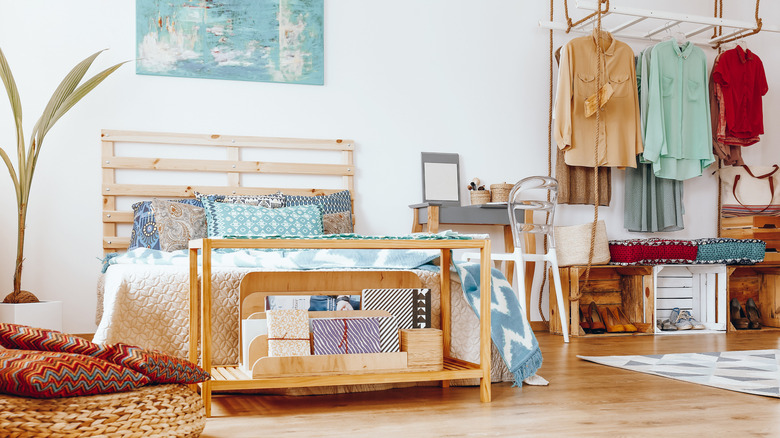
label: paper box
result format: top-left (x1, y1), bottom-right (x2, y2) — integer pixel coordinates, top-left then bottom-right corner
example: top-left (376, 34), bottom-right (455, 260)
top-left (266, 309), bottom-right (311, 357)
top-left (311, 317), bottom-right (381, 355)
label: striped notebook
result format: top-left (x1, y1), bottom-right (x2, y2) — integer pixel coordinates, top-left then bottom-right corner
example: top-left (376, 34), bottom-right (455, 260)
top-left (362, 289), bottom-right (432, 353)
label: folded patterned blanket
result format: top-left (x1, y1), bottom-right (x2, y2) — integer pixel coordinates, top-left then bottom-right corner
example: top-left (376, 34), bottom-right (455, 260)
top-left (609, 238), bottom-right (765, 266)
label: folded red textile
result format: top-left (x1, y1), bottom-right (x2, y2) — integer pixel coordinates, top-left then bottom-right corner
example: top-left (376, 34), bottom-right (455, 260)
top-left (609, 239), bottom-right (699, 266)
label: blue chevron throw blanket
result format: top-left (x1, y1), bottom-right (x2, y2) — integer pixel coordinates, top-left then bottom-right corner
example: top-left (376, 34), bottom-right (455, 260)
top-left (452, 261), bottom-right (543, 384)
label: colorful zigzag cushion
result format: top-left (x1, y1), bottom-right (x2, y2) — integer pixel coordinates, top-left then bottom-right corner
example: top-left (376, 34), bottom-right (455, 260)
top-left (96, 343), bottom-right (211, 384)
top-left (0, 324), bottom-right (209, 389)
top-left (0, 349), bottom-right (149, 398)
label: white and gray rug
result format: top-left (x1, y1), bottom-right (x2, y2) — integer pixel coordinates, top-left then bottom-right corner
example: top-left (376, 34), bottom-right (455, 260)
top-left (578, 349), bottom-right (780, 398)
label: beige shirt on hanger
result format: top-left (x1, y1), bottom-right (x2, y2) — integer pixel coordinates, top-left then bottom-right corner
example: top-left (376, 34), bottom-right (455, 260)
top-left (554, 30), bottom-right (642, 168)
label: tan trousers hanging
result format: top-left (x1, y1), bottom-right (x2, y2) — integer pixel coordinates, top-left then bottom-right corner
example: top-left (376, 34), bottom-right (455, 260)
top-left (555, 148), bottom-right (611, 206)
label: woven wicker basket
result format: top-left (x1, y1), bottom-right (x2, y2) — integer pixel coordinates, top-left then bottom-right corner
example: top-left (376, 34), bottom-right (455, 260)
top-left (490, 183), bottom-right (514, 203)
top-left (470, 190), bottom-right (491, 205)
top-left (0, 384), bottom-right (205, 437)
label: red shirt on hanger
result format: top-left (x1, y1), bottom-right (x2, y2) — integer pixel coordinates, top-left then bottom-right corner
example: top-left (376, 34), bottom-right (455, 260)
top-left (712, 46), bottom-right (768, 139)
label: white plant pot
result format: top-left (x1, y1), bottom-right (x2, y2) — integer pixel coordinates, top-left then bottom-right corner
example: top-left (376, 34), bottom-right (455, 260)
top-left (0, 301), bottom-right (63, 331)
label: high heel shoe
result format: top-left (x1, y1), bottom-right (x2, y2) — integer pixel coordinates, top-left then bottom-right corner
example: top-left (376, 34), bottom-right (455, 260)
top-left (729, 298), bottom-right (749, 330)
top-left (599, 305), bottom-right (624, 333)
top-left (610, 306), bottom-right (637, 333)
top-left (579, 303), bottom-right (592, 334)
top-left (745, 298), bottom-right (762, 330)
top-left (587, 301), bottom-right (606, 334)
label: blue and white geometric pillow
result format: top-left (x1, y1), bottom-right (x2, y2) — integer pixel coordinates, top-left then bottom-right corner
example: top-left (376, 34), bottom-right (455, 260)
top-left (202, 197), bottom-right (324, 237)
top-left (283, 190), bottom-right (353, 234)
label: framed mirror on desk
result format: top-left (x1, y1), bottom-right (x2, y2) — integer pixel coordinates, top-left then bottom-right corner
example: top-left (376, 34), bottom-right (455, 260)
top-left (421, 152), bottom-right (461, 207)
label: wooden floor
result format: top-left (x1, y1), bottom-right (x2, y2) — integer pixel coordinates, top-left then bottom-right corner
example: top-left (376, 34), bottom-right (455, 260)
top-left (202, 330), bottom-right (780, 437)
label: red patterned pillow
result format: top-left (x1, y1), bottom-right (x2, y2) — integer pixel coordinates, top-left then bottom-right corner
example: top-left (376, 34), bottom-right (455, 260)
top-left (0, 349), bottom-right (150, 398)
top-left (0, 324), bottom-right (209, 385)
top-left (0, 323), bottom-right (102, 356)
top-left (608, 239), bottom-right (699, 266)
top-left (97, 343), bottom-right (210, 384)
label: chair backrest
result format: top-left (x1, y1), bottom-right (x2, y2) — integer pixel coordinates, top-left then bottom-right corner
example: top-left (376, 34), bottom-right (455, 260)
top-left (507, 176), bottom-right (559, 250)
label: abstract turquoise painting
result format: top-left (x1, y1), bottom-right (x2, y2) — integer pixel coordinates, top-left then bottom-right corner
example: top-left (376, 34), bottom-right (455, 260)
top-left (136, 0), bottom-right (323, 85)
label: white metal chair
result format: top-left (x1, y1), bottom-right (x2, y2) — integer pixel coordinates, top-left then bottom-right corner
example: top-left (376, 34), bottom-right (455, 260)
top-left (462, 176), bottom-right (568, 342)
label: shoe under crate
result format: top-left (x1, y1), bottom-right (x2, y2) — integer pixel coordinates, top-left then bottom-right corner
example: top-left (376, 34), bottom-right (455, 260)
top-left (727, 265), bottom-right (780, 331)
top-left (549, 265), bottom-right (655, 337)
top-left (653, 265), bottom-right (727, 334)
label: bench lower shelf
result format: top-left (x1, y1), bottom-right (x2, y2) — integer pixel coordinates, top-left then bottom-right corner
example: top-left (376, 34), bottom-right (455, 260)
top-left (206, 357), bottom-right (483, 391)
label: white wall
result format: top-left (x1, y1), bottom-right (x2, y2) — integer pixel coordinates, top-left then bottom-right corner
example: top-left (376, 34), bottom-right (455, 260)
top-left (0, 1), bottom-right (778, 332)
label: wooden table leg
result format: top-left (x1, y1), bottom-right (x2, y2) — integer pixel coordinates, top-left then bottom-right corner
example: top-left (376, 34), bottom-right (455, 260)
top-left (188, 247), bottom-right (200, 393)
top-left (440, 248), bottom-right (451, 388)
top-left (202, 241), bottom-right (213, 417)
top-left (411, 208), bottom-right (424, 233)
top-left (427, 206), bottom-right (440, 233)
top-left (479, 240), bottom-right (492, 402)
top-left (503, 225), bottom-right (515, 286)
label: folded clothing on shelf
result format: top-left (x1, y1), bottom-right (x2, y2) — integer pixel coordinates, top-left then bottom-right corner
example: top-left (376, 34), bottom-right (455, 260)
top-left (608, 238), bottom-right (765, 266)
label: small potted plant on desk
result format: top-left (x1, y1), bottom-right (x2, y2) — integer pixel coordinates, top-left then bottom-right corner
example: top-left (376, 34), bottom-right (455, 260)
top-left (0, 47), bottom-right (123, 330)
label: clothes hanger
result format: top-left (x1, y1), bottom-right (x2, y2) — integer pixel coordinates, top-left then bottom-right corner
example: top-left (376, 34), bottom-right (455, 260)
top-left (661, 24), bottom-right (674, 41)
top-left (673, 24), bottom-right (687, 45)
top-left (738, 34), bottom-right (748, 50)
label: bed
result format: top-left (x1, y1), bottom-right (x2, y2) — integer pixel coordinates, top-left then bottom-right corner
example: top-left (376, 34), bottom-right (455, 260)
top-left (93, 130), bottom-right (522, 391)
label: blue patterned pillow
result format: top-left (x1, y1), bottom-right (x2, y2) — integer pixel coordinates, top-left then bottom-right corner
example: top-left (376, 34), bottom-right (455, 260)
top-left (283, 190), bottom-right (353, 234)
top-left (128, 199), bottom-right (203, 250)
top-left (202, 198), bottom-right (324, 237)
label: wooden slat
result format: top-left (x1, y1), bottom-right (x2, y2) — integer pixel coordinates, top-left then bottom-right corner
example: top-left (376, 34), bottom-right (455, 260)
top-left (101, 129), bottom-right (354, 151)
top-left (252, 353), bottom-right (409, 378)
top-left (721, 228), bottom-right (780, 239)
top-left (579, 291), bottom-right (623, 305)
top-left (211, 366), bottom-right (484, 391)
top-left (579, 279), bottom-right (622, 293)
top-left (102, 211), bottom-right (134, 223)
top-left (103, 156), bottom-right (354, 176)
top-left (102, 183), bottom-right (344, 197)
top-left (103, 237), bottom-right (131, 249)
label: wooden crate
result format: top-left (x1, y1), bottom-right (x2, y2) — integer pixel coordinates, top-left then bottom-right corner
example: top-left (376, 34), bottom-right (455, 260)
top-left (721, 216), bottom-right (780, 263)
top-left (549, 265), bottom-right (654, 337)
top-left (727, 266), bottom-right (780, 330)
top-left (654, 265), bottom-right (727, 333)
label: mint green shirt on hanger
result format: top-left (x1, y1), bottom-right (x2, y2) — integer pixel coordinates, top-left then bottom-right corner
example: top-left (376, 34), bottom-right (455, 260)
top-left (644, 40), bottom-right (714, 180)
top-left (624, 48), bottom-right (685, 233)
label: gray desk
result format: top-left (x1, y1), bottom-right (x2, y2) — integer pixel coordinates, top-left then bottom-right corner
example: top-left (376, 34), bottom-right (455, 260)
top-left (409, 202), bottom-right (538, 327)
top-left (410, 201), bottom-right (518, 284)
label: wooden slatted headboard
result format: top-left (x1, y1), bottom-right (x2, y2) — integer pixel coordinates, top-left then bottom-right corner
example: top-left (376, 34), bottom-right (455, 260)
top-left (101, 130), bottom-right (355, 255)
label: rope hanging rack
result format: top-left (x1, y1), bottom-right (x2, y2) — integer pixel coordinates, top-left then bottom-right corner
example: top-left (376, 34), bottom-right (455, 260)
top-left (544, 0), bottom-right (767, 318)
top-left (543, 0), bottom-right (773, 48)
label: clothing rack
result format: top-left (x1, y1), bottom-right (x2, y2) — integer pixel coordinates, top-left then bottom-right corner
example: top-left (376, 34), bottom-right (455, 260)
top-left (539, 1), bottom-right (779, 47)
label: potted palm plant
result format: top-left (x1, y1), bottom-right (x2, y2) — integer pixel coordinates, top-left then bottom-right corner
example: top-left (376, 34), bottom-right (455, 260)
top-left (0, 46), bottom-right (124, 328)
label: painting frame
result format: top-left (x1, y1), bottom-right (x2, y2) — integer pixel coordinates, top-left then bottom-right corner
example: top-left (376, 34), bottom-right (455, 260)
top-left (135, 0), bottom-right (324, 85)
